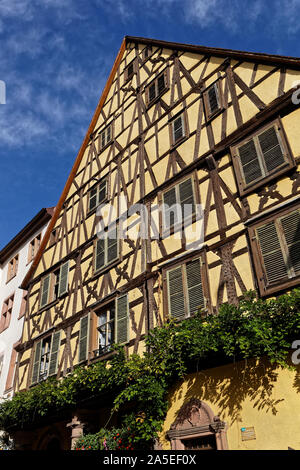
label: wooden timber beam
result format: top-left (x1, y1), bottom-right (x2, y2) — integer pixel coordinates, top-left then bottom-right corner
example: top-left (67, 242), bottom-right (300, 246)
top-left (21, 37), bottom-right (127, 290)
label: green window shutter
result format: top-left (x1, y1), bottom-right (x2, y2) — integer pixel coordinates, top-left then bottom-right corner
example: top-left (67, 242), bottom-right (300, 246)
top-left (31, 340), bottom-right (42, 385)
top-left (167, 266), bottom-right (185, 320)
top-left (163, 187), bottom-right (178, 228)
top-left (48, 331), bottom-right (61, 377)
top-left (256, 221), bottom-right (288, 284)
top-left (107, 229), bottom-right (119, 264)
top-left (98, 179), bottom-right (107, 205)
top-left (95, 239), bottom-right (105, 271)
top-left (78, 315), bottom-right (90, 363)
top-left (173, 116), bottom-right (184, 143)
top-left (89, 187), bottom-right (98, 211)
top-left (281, 210), bottom-right (300, 275)
top-left (179, 178), bottom-right (195, 218)
top-left (40, 274), bottom-right (51, 308)
top-left (58, 261), bottom-right (69, 297)
top-left (115, 295), bottom-right (129, 344)
top-left (258, 126), bottom-right (285, 174)
top-left (186, 258), bottom-right (205, 316)
top-left (238, 139), bottom-right (263, 185)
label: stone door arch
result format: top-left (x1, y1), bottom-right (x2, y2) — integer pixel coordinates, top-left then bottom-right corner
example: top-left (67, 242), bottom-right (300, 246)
top-left (167, 398), bottom-right (228, 450)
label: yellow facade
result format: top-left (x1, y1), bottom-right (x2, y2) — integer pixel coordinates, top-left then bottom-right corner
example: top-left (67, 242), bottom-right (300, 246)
top-left (13, 37), bottom-right (300, 449)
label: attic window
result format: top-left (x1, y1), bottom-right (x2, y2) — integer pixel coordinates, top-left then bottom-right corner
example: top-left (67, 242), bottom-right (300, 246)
top-left (142, 45), bottom-right (152, 61)
top-left (146, 70), bottom-right (168, 107)
top-left (125, 61), bottom-right (135, 82)
top-left (203, 81), bottom-right (222, 119)
top-left (99, 125), bottom-right (112, 151)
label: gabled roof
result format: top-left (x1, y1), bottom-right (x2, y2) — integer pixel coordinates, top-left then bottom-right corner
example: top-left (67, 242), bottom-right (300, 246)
top-left (0, 207), bottom-right (54, 265)
top-left (126, 36), bottom-right (300, 68)
top-left (20, 36), bottom-right (300, 289)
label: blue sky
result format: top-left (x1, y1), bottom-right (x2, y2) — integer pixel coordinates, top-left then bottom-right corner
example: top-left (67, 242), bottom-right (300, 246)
top-left (0, 0), bottom-right (300, 249)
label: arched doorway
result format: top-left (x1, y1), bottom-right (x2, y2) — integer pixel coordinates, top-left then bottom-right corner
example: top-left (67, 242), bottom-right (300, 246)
top-left (46, 437), bottom-right (61, 451)
top-left (167, 398), bottom-right (228, 450)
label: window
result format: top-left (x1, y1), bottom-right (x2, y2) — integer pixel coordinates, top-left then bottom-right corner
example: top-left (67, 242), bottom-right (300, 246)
top-left (161, 177), bottom-right (196, 232)
top-left (79, 295), bottom-right (129, 362)
top-left (99, 125), bottom-right (112, 151)
top-left (40, 261), bottom-right (69, 308)
top-left (7, 254), bottom-right (18, 282)
top-left (94, 227), bottom-right (119, 273)
top-left (49, 229), bottom-right (58, 246)
top-left (28, 233), bottom-right (41, 263)
top-left (142, 45), bottom-right (152, 61)
top-left (165, 256), bottom-right (207, 320)
top-left (231, 120), bottom-right (294, 195)
top-left (88, 179), bottom-right (107, 212)
top-left (31, 331), bottom-right (61, 385)
top-left (203, 81), bottom-right (223, 120)
top-left (170, 113), bottom-right (187, 146)
top-left (124, 61), bottom-right (135, 82)
top-left (249, 205), bottom-right (300, 295)
top-left (0, 294), bottom-right (14, 332)
top-left (145, 70), bottom-right (168, 106)
top-left (95, 302), bottom-right (115, 357)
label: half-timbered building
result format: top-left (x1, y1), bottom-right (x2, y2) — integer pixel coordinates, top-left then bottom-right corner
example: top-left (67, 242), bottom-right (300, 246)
top-left (12, 37), bottom-right (300, 450)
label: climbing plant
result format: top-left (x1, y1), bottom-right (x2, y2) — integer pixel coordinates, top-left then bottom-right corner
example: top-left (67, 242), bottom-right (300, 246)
top-left (1, 289), bottom-right (300, 449)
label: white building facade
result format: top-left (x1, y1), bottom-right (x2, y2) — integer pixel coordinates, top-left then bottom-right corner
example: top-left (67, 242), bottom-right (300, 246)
top-left (0, 208), bottom-right (53, 401)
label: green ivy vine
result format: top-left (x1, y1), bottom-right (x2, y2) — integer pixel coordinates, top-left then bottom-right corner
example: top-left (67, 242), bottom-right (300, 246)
top-left (1, 289), bottom-right (300, 449)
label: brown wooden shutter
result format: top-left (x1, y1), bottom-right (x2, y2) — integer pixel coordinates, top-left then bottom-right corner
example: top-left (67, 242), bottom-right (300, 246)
top-left (167, 266), bottom-right (185, 320)
top-left (58, 261), bottom-right (69, 297)
top-left (281, 210), bottom-right (300, 275)
top-left (238, 139), bottom-right (263, 185)
top-left (258, 126), bottom-right (285, 173)
top-left (18, 290), bottom-right (27, 319)
top-left (95, 238), bottom-right (105, 271)
top-left (48, 331), bottom-right (61, 376)
top-left (31, 340), bottom-right (42, 385)
top-left (157, 74), bottom-right (165, 94)
top-left (207, 84), bottom-right (219, 115)
top-left (256, 222), bottom-right (288, 284)
top-left (79, 315), bottom-right (90, 362)
top-left (40, 274), bottom-right (51, 308)
top-left (149, 83), bottom-right (156, 103)
top-left (186, 258), bottom-right (205, 316)
top-left (115, 295), bottom-right (129, 344)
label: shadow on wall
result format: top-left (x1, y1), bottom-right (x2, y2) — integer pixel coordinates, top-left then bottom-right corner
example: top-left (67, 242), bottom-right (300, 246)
top-left (167, 357), bottom-right (292, 427)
